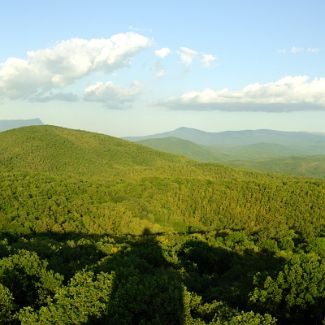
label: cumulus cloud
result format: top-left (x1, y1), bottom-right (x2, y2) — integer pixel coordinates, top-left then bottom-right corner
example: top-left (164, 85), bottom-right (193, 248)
top-left (154, 47), bottom-right (171, 58)
top-left (162, 76), bottom-right (325, 112)
top-left (84, 81), bottom-right (142, 108)
top-left (201, 53), bottom-right (217, 68)
top-left (178, 47), bottom-right (198, 67)
top-left (278, 47), bottom-right (320, 54)
top-left (0, 32), bottom-right (151, 100)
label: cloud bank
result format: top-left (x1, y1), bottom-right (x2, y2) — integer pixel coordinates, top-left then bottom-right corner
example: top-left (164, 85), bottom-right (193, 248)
top-left (0, 32), bottom-right (151, 100)
top-left (162, 76), bottom-right (325, 112)
top-left (84, 81), bottom-right (142, 108)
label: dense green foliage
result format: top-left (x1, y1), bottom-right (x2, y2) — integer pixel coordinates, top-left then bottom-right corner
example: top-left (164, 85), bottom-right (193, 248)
top-left (0, 231), bottom-right (324, 324)
top-left (1, 126), bottom-right (324, 238)
top-left (233, 155), bottom-right (325, 179)
top-left (0, 125), bottom-right (324, 324)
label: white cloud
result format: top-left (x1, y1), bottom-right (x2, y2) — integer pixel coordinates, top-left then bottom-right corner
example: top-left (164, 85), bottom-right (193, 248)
top-left (84, 81), bottom-right (142, 108)
top-left (201, 53), bottom-right (217, 68)
top-left (178, 47), bottom-right (198, 66)
top-left (278, 46), bottom-right (320, 55)
top-left (163, 76), bottom-right (325, 112)
top-left (154, 47), bottom-right (171, 58)
top-left (0, 32), bottom-right (151, 100)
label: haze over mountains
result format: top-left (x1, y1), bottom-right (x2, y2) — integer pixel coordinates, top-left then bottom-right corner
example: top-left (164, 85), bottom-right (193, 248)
top-left (0, 118), bottom-right (43, 132)
top-left (128, 127), bottom-right (325, 152)
top-left (128, 127), bottom-right (325, 178)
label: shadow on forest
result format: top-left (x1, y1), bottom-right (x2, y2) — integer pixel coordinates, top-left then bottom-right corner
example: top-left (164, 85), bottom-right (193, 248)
top-left (0, 229), bottom-right (286, 324)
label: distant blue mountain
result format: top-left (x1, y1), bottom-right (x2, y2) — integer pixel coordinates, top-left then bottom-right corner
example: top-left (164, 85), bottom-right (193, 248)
top-left (130, 128), bottom-right (325, 178)
top-left (0, 119), bottom-right (44, 132)
top-left (127, 127), bottom-right (325, 150)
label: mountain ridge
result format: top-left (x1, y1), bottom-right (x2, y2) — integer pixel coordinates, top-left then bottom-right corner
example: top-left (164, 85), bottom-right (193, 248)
top-left (127, 127), bottom-right (325, 147)
top-left (0, 125), bottom-right (324, 238)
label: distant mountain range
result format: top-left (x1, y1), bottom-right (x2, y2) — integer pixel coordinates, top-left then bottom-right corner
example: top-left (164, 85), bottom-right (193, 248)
top-left (128, 127), bottom-right (325, 178)
top-left (127, 127), bottom-right (325, 149)
top-left (0, 118), bottom-right (43, 132)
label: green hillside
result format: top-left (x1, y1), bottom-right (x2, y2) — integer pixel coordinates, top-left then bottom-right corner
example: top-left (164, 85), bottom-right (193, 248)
top-left (1, 126), bottom-right (325, 324)
top-left (0, 126), bottom-right (195, 179)
top-left (232, 155), bottom-right (325, 179)
top-left (138, 137), bottom-right (227, 162)
top-left (0, 125), bottom-right (324, 237)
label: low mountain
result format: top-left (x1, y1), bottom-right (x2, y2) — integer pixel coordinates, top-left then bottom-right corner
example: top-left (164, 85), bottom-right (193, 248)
top-left (0, 125), bottom-right (186, 178)
top-left (0, 118), bottom-right (43, 132)
top-left (0, 125), bottom-right (324, 239)
top-left (138, 137), bottom-right (228, 162)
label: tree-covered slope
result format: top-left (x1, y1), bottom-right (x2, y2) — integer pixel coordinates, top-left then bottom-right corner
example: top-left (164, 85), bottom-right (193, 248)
top-left (232, 155), bottom-right (325, 179)
top-left (1, 126), bottom-right (325, 324)
top-left (0, 125), bottom-right (190, 178)
top-left (0, 125), bottom-right (324, 238)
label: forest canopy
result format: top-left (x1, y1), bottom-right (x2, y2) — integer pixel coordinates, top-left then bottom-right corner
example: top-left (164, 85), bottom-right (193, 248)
top-left (0, 126), bottom-right (324, 324)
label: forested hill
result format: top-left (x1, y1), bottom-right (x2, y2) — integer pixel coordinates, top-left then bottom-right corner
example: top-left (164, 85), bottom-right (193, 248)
top-left (0, 125), bottom-right (191, 178)
top-left (0, 125), bottom-right (324, 238)
top-left (1, 125), bottom-right (325, 324)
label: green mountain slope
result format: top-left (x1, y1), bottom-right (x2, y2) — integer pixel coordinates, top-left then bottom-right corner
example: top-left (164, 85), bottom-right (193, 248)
top-left (1, 125), bottom-right (325, 323)
top-left (0, 125), bottom-right (189, 178)
top-left (232, 155), bottom-right (325, 179)
top-left (138, 137), bottom-right (227, 162)
top-left (0, 125), bottom-right (324, 239)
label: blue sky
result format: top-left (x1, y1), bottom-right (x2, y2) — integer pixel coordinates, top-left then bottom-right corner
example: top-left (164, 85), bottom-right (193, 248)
top-left (0, 0), bottom-right (325, 136)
